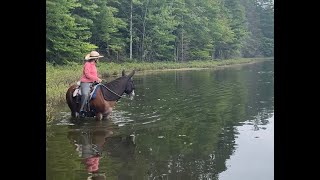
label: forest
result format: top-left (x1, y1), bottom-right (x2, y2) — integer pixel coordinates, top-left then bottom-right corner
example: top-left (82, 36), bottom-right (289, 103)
top-left (46, 0), bottom-right (274, 64)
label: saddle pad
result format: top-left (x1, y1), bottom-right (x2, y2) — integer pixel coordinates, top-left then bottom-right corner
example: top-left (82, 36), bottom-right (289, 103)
top-left (73, 88), bottom-right (81, 97)
top-left (89, 84), bottom-right (100, 100)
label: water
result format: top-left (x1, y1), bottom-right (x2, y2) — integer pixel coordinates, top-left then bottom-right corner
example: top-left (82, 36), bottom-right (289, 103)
top-left (46, 60), bottom-right (274, 180)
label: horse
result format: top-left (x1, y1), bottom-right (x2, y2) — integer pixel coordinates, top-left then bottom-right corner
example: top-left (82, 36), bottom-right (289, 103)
top-left (66, 70), bottom-right (135, 121)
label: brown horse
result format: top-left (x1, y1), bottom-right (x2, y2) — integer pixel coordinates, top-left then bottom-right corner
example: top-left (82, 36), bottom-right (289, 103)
top-left (66, 70), bottom-right (135, 120)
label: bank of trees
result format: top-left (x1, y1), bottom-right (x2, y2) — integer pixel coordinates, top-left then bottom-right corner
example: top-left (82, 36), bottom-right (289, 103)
top-left (46, 0), bottom-right (273, 64)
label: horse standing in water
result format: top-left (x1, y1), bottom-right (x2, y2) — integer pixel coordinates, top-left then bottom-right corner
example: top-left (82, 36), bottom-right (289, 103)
top-left (66, 70), bottom-right (135, 121)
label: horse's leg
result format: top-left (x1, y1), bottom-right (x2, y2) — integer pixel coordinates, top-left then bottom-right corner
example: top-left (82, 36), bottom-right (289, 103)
top-left (102, 107), bottom-right (113, 120)
top-left (70, 101), bottom-right (80, 118)
top-left (69, 103), bottom-right (79, 118)
top-left (74, 112), bottom-right (79, 118)
top-left (71, 111), bottom-right (76, 118)
top-left (66, 85), bottom-right (80, 119)
top-left (102, 112), bottom-right (111, 120)
top-left (96, 112), bottom-right (103, 121)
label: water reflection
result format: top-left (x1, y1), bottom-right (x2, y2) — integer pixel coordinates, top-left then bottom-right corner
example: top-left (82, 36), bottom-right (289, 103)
top-left (66, 120), bottom-right (136, 180)
top-left (67, 121), bottom-right (110, 179)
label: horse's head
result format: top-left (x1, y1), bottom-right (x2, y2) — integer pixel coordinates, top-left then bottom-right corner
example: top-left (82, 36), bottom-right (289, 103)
top-left (122, 70), bottom-right (135, 100)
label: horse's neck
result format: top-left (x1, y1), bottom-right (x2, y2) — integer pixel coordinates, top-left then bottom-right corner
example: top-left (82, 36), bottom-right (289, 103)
top-left (105, 77), bottom-right (127, 95)
top-left (101, 78), bottom-right (127, 101)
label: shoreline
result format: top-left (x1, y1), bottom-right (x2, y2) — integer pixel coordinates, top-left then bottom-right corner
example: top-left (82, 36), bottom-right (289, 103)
top-left (135, 58), bottom-right (271, 75)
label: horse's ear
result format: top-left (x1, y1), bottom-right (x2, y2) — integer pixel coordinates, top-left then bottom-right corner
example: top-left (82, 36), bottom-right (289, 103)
top-left (128, 70), bottom-right (135, 78)
top-left (122, 70), bottom-right (126, 76)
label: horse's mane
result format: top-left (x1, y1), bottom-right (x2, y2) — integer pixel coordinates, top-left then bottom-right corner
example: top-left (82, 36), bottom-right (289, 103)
top-left (99, 76), bottom-right (130, 101)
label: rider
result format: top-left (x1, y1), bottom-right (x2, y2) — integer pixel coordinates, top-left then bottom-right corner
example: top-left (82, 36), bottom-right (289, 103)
top-left (79, 51), bottom-right (103, 118)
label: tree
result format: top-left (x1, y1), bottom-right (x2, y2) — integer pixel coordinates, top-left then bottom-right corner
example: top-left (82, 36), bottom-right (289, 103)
top-left (46, 0), bottom-right (96, 64)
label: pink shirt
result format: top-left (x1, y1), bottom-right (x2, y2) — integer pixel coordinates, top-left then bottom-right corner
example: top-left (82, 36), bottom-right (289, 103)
top-left (85, 156), bottom-right (100, 172)
top-left (80, 61), bottom-right (99, 82)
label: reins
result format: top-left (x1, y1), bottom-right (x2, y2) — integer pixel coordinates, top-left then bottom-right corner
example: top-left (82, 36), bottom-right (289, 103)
top-left (99, 83), bottom-right (129, 99)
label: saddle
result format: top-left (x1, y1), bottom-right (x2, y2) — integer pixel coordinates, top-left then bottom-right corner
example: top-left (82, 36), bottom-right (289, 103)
top-left (72, 82), bottom-right (100, 117)
top-left (72, 82), bottom-right (99, 100)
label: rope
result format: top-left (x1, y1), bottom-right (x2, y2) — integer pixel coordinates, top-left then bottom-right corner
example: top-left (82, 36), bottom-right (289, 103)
top-left (99, 83), bottom-right (127, 99)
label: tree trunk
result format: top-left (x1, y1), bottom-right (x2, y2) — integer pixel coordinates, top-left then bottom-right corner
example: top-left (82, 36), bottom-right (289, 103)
top-left (141, 0), bottom-right (150, 61)
top-left (117, 52), bottom-right (119, 61)
top-left (130, 0), bottom-right (133, 60)
top-left (181, 29), bottom-right (184, 62)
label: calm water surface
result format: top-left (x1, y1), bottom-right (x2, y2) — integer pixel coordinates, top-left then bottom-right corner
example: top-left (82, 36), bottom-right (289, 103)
top-left (46, 60), bottom-right (274, 180)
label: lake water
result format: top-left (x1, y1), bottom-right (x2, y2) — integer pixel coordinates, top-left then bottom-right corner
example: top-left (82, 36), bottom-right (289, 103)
top-left (46, 60), bottom-right (274, 180)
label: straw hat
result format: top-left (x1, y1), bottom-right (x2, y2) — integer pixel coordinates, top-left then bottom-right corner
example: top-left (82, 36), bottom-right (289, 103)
top-left (85, 51), bottom-right (104, 60)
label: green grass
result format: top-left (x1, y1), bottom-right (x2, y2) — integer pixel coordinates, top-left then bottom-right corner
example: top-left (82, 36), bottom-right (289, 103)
top-left (46, 57), bottom-right (272, 123)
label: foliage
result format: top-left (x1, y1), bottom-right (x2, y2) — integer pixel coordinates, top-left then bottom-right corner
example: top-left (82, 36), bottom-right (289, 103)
top-left (46, 0), bottom-right (274, 63)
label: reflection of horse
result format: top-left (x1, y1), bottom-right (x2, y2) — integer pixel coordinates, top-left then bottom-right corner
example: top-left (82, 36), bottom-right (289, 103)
top-left (66, 70), bottom-right (135, 120)
top-left (67, 121), bottom-right (113, 180)
top-left (67, 120), bottom-right (136, 180)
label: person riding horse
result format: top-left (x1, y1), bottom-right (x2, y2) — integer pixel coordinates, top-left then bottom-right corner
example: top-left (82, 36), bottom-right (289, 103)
top-left (66, 68), bottom-right (136, 120)
top-left (79, 51), bottom-right (104, 118)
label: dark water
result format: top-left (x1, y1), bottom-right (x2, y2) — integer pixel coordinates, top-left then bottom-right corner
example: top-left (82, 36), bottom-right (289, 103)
top-left (46, 60), bottom-right (274, 180)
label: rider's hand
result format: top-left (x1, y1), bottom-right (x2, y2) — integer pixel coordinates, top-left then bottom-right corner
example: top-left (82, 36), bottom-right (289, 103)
top-left (97, 78), bottom-right (102, 83)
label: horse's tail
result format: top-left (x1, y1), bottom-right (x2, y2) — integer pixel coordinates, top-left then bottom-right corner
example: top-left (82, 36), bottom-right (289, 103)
top-left (66, 84), bottom-right (79, 118)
